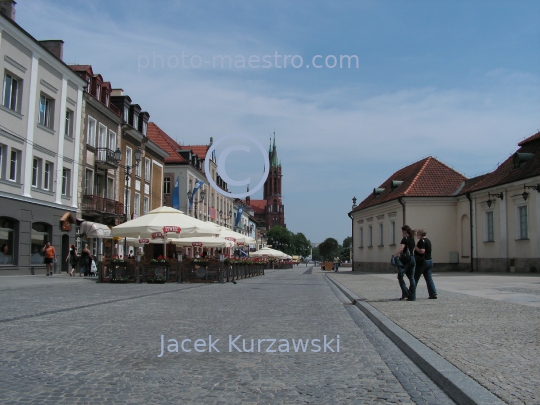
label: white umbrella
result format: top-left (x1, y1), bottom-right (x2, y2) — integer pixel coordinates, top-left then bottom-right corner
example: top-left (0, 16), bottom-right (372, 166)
top-left (169, 236), bottom-right (234, 248)
top-left (112, 207), bottom-right (219, 239)
top-left (250, 247), bottom-right (287, 259)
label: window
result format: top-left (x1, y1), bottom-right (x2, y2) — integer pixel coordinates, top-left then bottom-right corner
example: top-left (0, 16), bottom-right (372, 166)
top-left (145, 158), bottom-right (151, 180)
top-left (65, 109), bottom-right (74, 137)
top-left (359, 227), bottom-right (363, 247)
top-left (164, 177), bottom-right (171, 194)
top-left (62, 168), bottom-right (71, 196)
top-left (44, 161), bottom-right (52, 190)
top-left (96, 84), bottom-right (101, 100)
top-left (518, 206), bottom-right (528, 239)
top-left (143, 196), bottom-right (149, 215)
top-left (9, 149), bottom-right (19, 182)
top-left (87, 117), bottom-right (96, 147)
top-left (379, 223), bottom-right (384, 246)
top-left (107, 177), bottom-right (114, 199)
top-left (133, 114), bottom-right (139, 130)
top-left (108, 130), bottom-right (116, 151)
top-left (368, 225), bottom-right (373, 247)
top-left (38, 94), bottom-right (54, 128)
top-left (125, 189), bottom-right (131, 216)
top-left (134, 193), bottom-right (140, 218)
top-left (85, 76), bottom-right (91, 92)
top-left (0, 217), bottom-right (16, 264)
top-left (391, 222), bottom-right (396, 245)
top-left (32, 158), bottom-right (42, 188)
top-left (31, 222), bottom-right (51, 263)
top-left (97, 124), bottom-right (107, 160)
top-left (124, 106), bottom-right (129, 122)
top-left (85, 169), bottom-right (93, 194)
top-left (135, 155), bottom-right (142, 177)
top-left (142, 121), bottom-right (147, 135)
top-left (485, 211), bottom-right (494, 242)
top-left (0, 145), bottom-right (3, 179)
top-left (126, 146), bottom-right (132, 168)
top-left (3, 72), bottom-right (20, 111)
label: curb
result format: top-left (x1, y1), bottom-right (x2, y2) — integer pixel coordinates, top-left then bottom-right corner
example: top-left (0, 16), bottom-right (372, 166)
top-left (325, 274), bottom-right (505, 405)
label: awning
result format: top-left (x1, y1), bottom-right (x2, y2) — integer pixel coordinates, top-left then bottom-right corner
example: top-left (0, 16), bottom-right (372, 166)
top-left (80, 221), bottom-right (112, 238)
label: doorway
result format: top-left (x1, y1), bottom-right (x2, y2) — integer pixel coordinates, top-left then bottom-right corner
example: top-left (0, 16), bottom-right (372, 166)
top-left (61, 234), bottom-right (69, 273)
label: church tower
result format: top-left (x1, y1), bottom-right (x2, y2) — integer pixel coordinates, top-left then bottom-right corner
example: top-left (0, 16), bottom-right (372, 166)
top-left (263, 133), bottom-right (285, 228)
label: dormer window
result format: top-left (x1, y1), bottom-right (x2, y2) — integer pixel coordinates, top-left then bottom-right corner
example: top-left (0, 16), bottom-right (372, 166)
top-left (104, 92), bottom-right (109, 107)
top-left (96, 84), bottom-right (101, 100)
top-left (133, 114), bottom-right (139, 130)
top-left (142, 121), bottom-right (147, 135)
top-left (124, 106), bottom-right (129, 122)
top-left (85, 77), bottom-right (91, 92)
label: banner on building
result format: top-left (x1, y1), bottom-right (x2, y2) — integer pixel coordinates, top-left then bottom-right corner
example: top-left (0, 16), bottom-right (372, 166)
top-left (172, 176), bottom-right (180, 210)
top-left (189, 179), bottom-right (204, 210)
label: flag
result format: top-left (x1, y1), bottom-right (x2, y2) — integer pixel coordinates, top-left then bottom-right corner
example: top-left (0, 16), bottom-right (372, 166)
top-left (189, 179), bottom-right (204, 210)
top-left (172, 177), bottom-right (180, 210)
top-left (235, 206), bottom-right (244, 227)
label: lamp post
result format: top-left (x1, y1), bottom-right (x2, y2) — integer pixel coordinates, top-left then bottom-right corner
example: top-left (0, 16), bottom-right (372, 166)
top-left (187, 187), bottom-right (206, 219)
top-left (114, 147), bottom-right (142, 259)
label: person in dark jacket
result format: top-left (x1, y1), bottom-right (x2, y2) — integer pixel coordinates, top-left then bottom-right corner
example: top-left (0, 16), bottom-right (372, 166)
top-left (414, 229), bottom-right (437, 299)
top-left (394, 225), bottom-right (416, 301)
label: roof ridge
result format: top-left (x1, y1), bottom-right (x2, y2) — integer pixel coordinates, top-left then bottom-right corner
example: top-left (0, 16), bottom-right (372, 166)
top-left (149, 122), bottom-right (181, 151)
top-left (403, 157), bottom-right (431, 195)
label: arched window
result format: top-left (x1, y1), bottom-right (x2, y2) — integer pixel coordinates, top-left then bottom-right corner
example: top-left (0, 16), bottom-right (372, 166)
top-left (0, 217), bottom-right (17, 264)
top-left (273, 200), bottom-right (278, 212)
top-left (31, 222), bottom-right (52, 264)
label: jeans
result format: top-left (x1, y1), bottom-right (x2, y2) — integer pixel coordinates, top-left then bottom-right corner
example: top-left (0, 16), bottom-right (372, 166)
top-left (397, 256), bottom-right (416, 300)
top-left (414, 259), bottom-right (437, 297)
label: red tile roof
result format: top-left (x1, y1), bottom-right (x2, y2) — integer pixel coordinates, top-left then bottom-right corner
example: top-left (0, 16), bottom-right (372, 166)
top-left (353, 157), bottom-right (467, 212)
top-left (182, 145), bottom-right (208, 159)
top-left (147, 122), bottom-right (186, 164)
top-left (248, 199), bottom-right (267, 215)
top-left (464, 134), bottom-right (540, 193)
top-left (69, 65), bottom-right (93, 75)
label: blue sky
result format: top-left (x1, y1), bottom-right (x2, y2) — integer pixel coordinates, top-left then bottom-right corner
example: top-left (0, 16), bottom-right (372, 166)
top-left (16, 0), bottom-right (540, 244)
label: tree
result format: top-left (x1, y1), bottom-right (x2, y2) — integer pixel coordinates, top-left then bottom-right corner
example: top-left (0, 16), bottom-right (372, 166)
top-left (342, 236), bottom-right (352, 249)
top-left (318, 238), bottom-right (339, 261)
top-left (291, 232), bottom-right (311, 257)
top-left (312, 246), bottom-right (321, 261)
top-left (266, 225), bottom-right (293, 254)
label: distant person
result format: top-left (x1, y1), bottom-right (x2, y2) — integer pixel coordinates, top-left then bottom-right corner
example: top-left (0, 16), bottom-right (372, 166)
top-left (42, 242), bottom-right (57, 276)
top-left (333, 256), bottom-right (340, 272)
top-left (414, 229), bottom-right (437, 299)
top-left (80, 244), bottom-right (91, 277)
top-left (1, 244), bottom-right (8, 255)
top-left (66, 244), bottom-right (78, 276)
top-left (394, 225), bottom-right (416, 301)
top-left (128, 250), bottom-right (135, 259)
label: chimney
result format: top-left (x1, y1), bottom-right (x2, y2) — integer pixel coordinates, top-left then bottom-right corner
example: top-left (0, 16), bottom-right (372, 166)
top-left (39, 40), bottom-right (64, 61)
top-left (0, 0), bottom-right (16, 20)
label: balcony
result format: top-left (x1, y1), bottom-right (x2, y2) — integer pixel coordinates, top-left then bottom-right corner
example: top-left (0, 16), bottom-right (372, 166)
top-left (95, 148), bottom-right (119, 170)
top-left (82, 194), bottom-right (124, 216)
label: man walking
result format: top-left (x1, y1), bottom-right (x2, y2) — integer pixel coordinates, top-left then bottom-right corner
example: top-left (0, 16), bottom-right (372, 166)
top-left (42, 242), bottom-right (57, 276)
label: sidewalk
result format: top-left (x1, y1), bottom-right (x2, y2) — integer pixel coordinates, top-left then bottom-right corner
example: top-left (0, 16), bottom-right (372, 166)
top-left (327, 270), bottom-right (540, 405)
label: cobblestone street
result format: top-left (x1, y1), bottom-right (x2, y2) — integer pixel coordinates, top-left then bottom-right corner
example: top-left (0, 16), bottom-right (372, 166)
top-left (0, 268), bottom-right (455, 404)
top-left (330, 271), bottom-right (540, 405)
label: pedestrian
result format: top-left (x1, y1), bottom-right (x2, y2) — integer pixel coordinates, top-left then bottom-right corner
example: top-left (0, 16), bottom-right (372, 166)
top-left (128, 250), bottom-right (134, 259)
top-left (414, 229), bottom-right (437, 299)
top-left (394, 225), bottom-right (416, 301)
top-left (333, 256), bottom-right (340, 272)
top-left (42, 241), bottom-right (57, 276)
top-left (80, 244), bottom-right (91, 277)
top-left (66, 244), bottom-right (78, 276)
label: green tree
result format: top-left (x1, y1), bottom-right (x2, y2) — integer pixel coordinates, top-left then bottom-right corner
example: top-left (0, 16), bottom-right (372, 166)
top-left (311, 246), bottom-right (321, 261)
top-left (318, 238), bottom-right (339, 261)
top-left (266, 225), bottom-right (293, 254)
top-left (342, 236), bottom-right (352, 249)
top-left (291, 232), bottom-right (311, 257)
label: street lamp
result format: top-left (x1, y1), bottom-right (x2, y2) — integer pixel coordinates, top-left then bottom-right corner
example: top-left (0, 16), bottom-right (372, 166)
top-left (114, 147), bottom-right (142, 221)
top-left (187, 187), bottom-right (206, 219)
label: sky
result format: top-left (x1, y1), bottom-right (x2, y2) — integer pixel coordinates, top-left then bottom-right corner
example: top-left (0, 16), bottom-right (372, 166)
top-left (16, 0), bottom-right (540, 244)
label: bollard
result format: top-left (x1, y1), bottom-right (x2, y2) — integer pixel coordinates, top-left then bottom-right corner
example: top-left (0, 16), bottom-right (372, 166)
top-left (177, 254), bottom-right (183, 283)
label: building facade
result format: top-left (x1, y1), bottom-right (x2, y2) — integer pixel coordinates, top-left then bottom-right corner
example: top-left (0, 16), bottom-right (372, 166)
top-left (350, 133), bottom-right (540, 273)
top-left (0, 7), bottom-right (84, 274)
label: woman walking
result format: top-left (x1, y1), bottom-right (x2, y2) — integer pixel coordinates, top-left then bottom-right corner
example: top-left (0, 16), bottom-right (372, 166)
top-left (394, 225), bottom-right (416, 301)
top-left (414, 229), bottom-right (437, 299)
top-left (66, 244), bottom-right (78, 276)
top-left (80, 244), bottom-right (91, 277)
top-left (42, 242), bottom-right (57, 276)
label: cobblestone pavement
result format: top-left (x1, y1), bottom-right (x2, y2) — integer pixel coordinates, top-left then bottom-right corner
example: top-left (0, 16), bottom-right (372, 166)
top-left (330, 270), bottom-right (540, 405)
top-left (0, 268), bottom-right (455, 404)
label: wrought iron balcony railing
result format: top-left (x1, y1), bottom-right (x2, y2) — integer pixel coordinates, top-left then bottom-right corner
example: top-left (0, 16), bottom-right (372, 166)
top-left (82, 194), bottom-right (124, 216)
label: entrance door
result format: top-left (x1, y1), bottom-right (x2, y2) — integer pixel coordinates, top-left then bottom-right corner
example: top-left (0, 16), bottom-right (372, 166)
top-left (61, 234), bottom-right (69, 273)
